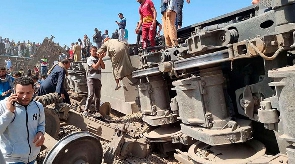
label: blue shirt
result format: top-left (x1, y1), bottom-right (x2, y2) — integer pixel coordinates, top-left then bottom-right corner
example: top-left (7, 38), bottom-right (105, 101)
top-left (0, 76), bottom-right (14, 100)
top-left (118, 18), bottom-right (126, 29)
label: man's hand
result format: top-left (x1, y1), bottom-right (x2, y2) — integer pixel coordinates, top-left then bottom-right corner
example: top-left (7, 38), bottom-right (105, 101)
top-left (6, 94), bottom-right (17, 113)
top-left (98, 52), bottom-right (106, 58)
top-left (135, 27), bottom-right (140, 34)
top-left (33, 132), bottom-right (45, 147)
top-left (2, 90), bottom-right (11, 96)
top-left (61, 94), bottom-right (65, 99)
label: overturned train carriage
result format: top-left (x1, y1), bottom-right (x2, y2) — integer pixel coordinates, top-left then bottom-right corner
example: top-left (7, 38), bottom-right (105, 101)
top-left (105, 0), bottom-right (295, 163)
top-left (40, 0), bottom-right (295, 163)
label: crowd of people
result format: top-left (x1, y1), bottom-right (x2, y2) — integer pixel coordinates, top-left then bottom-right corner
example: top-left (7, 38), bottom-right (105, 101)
top-left (0, 38), bottom-right (41, 57)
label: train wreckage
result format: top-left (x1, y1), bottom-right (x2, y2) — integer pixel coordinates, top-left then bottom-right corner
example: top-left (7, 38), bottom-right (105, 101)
top-left (34, 0), bottom-right (295, 163)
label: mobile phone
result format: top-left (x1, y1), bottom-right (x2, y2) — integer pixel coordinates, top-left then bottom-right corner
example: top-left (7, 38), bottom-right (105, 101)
top-left (12, 90), bottom-right (16, 106)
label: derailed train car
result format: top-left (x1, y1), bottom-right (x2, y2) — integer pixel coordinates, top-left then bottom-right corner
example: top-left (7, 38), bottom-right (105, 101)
top-left (40, 0), bottom-right (295, 163)
top-left (122, 0), bottom-right (295, 163)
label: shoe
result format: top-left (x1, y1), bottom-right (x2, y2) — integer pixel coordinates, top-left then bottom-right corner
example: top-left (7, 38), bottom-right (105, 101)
top-left (93, 112), bottom-right (102, 118)
top-left (115, 85), bottom-right (121, 90)
top-left (82, 111), bottom-right (91, 117)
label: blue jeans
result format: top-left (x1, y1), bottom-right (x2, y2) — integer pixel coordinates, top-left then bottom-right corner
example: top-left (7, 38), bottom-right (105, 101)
top-left (7, 160), bottom-right (35, 164)
top-left (41, 66), bottom-right (48, 76)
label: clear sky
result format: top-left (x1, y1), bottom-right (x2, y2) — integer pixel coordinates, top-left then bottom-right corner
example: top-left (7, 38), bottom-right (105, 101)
top-left (0, 0), bottom-right (251, 47)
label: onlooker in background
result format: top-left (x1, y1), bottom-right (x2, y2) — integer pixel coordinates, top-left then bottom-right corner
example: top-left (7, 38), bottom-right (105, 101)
top-left (5, 58), bottom-right (12, 71)
top-left (176, 0), bottom-right (190, 29)
top-left (136, 0), bottom-right (157, 49)
top-left (116, 13), bottom-right (127, 42)
top-left (83, 35), bottom-right (91, 57)
top-left (0, 77), bottom-right (45, 164)
top-left (58, 51), bottom-right (68, 62)
top-left (93, 28), bottom-right (103, 48)
top-left (40, 56), bottom-right (48, 76)
top-left (19, 68), bottom-right (25, 76)
top-left (102, 30), bottom-right (109, 42)
top-left (26, 67), bottom-right (32, 77)
top-left (124, 29), bottom-right (129, 43)
top-left (34, 66), bottom-right (40, 78)
top-left (4, 40), bottom-right (10, 55)
top-left (32, 75), bottom-right (40, 96)
top-left (0, 67), bottom-right (14, 100)
top-left (69, 43), bottom-right (74, 60)
top-left (73, 42), bottom-right (82, 62)
top-left (155, 20), bottom-right (162, 37)
top-left (111, 29), bottom-right (119, 39)
top-left (13, 72), bottom-right (22, 79)
top-left (161, 0), bottom-right (178, 47)
top-left (38, 59), bottom-right (71, 104)
top-left (84, 46), bottom-right (105, 116)
top-left (97, 38), bottom-right (134, 90)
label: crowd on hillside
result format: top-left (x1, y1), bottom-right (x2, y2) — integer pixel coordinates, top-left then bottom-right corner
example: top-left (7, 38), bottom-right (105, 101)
top-left (0, 37), bottom-right (41, 57)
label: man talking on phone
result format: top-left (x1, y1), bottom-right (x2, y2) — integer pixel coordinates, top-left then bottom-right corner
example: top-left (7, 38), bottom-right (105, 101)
top-left (0, 77), bottom-right (45, 164)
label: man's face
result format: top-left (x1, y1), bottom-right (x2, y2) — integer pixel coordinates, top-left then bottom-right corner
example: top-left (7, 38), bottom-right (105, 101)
top-left (137, 0), bottom-right (143, 4)
top-left (65, 62), bottom-right (71, 69)
top-left (118, 14), bottom-right (123, 19)
top-left (0, 70), bottom-right (6, 77)
top-left (15, 84), bottom-right (34, 106)
top-left (90, 48), bottom-right (97, 56)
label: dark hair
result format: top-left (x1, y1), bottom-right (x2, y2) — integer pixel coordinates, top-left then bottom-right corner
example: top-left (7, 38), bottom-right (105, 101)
top-left (91, 46), bottom-right (97, 50)
top-left (0, 67), bottom-right (6, 70)
top-left (13, 72), bottom-right (22, 77)
top-left (61, 59), bottom-right (70, 64)
top-left (14, 77), bottom-right (34, 88)
top-left (32, 75), bottom-right (39, 81)
top-left (118, 13), bottom-right (123, 16)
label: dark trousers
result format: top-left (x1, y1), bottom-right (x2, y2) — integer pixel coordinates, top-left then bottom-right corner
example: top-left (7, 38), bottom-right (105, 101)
top-left (85, 78), bottom-right (101, 111)
top-left (176, 0), bottom-right (184, 27)
top-left (85, 46), bottom-right (90, 57)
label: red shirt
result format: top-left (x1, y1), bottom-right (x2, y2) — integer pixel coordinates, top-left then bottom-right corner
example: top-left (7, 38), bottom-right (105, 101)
top-left (69, 50), bottom-right (74, 59)
top-left (139, 0), bottom-right (155, 24)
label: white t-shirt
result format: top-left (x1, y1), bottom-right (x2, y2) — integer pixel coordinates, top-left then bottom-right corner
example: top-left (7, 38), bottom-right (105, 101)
top-left (5, 60), bottom-right (12, 69)
top-left (87, 56), bottom-right (101, 80)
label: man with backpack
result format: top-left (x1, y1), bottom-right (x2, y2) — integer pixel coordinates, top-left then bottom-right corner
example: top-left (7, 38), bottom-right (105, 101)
top-left (93, 28), bottom-right (103, 49)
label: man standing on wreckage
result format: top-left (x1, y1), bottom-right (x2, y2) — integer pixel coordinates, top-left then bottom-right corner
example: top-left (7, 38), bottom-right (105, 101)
top-left (97, 37), bottom-right (135, 90)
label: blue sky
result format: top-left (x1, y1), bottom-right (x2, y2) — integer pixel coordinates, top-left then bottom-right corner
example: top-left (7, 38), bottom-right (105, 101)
top-left (0, 0), bottom-right (251, 47)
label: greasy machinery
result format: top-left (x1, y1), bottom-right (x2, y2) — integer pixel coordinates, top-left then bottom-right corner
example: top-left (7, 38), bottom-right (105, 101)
top-left (39, 0), bottom-right (295, 163)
